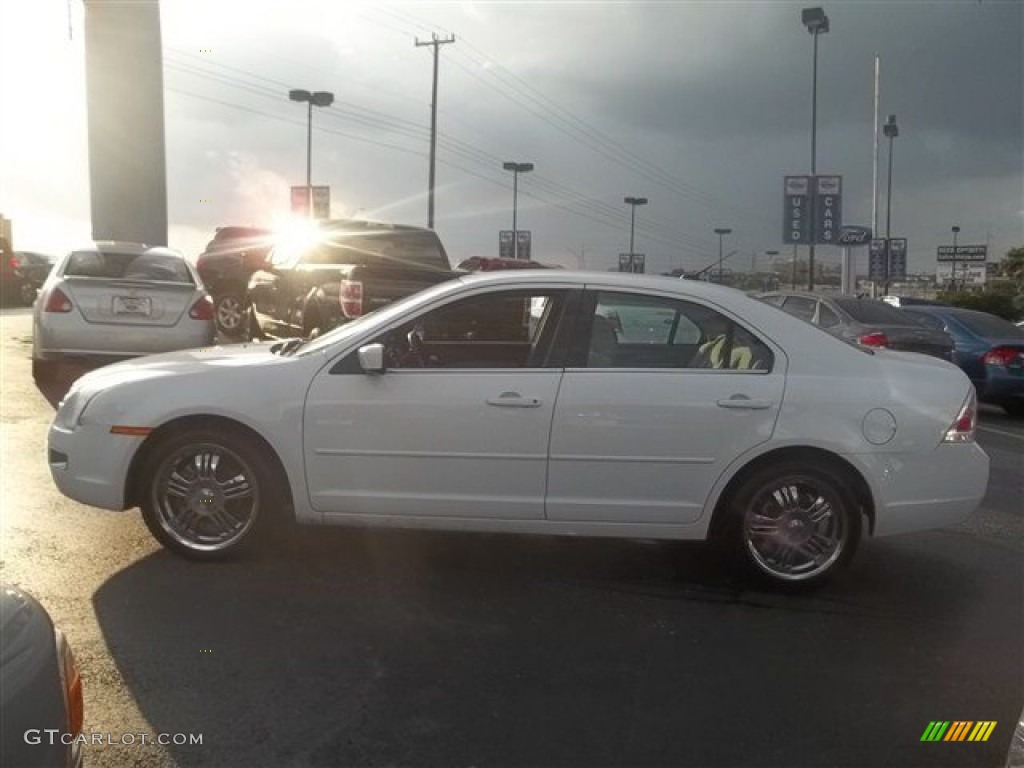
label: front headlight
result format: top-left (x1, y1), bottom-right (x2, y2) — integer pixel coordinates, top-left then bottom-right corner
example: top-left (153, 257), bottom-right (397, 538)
top-left (54, 388), bottom-right (99, 430)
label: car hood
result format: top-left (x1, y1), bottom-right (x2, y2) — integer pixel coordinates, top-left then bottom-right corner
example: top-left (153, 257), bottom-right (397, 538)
top-left (65, 341), bottom-right (308, 399)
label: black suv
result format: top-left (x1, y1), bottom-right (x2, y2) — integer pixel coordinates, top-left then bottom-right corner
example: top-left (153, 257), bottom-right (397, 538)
top-left (248, 219), bottom-right (456, 339)
top-left (195, 227), bottom-right (273, 337)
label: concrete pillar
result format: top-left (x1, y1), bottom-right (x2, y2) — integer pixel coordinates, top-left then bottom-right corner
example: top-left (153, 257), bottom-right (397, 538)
top-left (84, 0), bottom-right (167, 245)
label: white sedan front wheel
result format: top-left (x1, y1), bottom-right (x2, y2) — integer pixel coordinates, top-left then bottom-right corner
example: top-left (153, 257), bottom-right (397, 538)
top-left (140, 429), bottom-right (280, 559)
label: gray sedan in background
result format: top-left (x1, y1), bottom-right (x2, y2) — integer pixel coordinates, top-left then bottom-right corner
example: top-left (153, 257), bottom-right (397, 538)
top-left (758, 291), bottom-right (955, 360)
top-left (32, 242), bottom-right (216, 383)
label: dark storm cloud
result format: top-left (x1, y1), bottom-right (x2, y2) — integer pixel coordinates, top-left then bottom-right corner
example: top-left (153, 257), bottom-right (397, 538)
top-left (548, 1), bottom-right (1021, 171)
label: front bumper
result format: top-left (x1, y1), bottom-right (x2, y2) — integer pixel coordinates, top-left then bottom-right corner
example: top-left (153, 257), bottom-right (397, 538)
top-left (48, 422), bottom-right (140, 510)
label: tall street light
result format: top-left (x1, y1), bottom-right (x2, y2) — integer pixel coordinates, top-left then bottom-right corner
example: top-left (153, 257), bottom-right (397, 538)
top-left (624, 196), bottom-right (648, 272)
top-left (502, 161), bottom-right (533, 259)
top-left (951, 224), bottom-right (961, 291)
top-left (883, 114), bottom-right (899, 292)
top-left (289, 89), bottom-right (334, 218)
top-left (801, 6), bottom-right (829, 291)
top-left (714, 227), bottom-right (732, 284)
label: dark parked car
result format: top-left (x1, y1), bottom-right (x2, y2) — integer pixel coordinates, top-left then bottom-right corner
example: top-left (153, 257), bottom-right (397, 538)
top-left (195, 226), bottom-right (273, 337)
top-left (9, 252), bottom-right (57, 305)
top-left (899, 305), bottom-right (1024, 418)
top-left (758, 291), bottom-right (954, 360)
top-left (1, 585), bottom-right (84, 768)
top-left (248, 219), bottom-right (456, 339)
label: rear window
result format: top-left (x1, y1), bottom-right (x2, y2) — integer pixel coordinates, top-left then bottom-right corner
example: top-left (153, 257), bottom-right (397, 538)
top-left (832, 298), bottom-right (914, 324)
top-left (280, 228), bottom-right (449, 270)
top-left (955, 311), bottom-right (1024, 339)
top-left (65, 250), bottom-right (193, 283)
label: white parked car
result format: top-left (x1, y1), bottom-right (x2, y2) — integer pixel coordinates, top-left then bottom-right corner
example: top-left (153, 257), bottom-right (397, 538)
top-left (32, 242), bottom-right (216, 383)
top-left (47, 272), bottom-right (989, 589)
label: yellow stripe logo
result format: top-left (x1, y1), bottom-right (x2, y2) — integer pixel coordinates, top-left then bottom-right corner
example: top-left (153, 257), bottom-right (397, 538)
top-left (921, 721), bottom-right (996, 742)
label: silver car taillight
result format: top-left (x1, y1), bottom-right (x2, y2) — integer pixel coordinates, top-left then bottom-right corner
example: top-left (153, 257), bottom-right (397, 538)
top-left (943, 390), bottom-right (977, 443)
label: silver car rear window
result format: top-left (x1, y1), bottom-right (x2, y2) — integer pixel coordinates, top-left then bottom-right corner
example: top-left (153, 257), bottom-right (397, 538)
top-left (65, 250), bottom-right (194, 283)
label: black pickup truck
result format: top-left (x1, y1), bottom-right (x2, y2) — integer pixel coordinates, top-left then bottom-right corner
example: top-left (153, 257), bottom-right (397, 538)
top-left (247, 219), bottom-right (457, 339)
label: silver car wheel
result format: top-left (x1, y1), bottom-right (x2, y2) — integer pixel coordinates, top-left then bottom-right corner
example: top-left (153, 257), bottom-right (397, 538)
top-left (215, 294), bottom-right (245, 334)
top-left (151, 441), bottom-right (259, 553)
top-left (741, 474), bottom-right (850, 582)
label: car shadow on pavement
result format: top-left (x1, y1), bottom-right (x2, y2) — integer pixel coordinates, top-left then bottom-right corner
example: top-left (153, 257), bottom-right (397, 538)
top-left (87, 522), bottom-right (1018, 768)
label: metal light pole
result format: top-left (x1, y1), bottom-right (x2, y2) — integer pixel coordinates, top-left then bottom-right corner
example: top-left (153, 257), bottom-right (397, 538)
top-left (502, 162), bottom-right (533, 259)
top-left (951, 224), bottom-right (961, 291)
top-left (882, 114), bottom-right (899, 293)
top-left (624, 196), bottom-right (648, 272)
top-left (714, 227), bottom-right (732, 284)
top-left (289, 89), bottom-right (334, 218)
top-left (801, 7), bottom-right (829, 291)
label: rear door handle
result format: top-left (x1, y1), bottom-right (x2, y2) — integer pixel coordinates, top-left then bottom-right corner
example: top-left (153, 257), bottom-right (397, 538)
top-left (716, 396), bottom-right (773, 410)
top-left (487, 391), bottom-right (542, 408)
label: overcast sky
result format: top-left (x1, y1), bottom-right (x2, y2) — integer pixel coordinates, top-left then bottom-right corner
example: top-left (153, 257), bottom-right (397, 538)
top-left (1, 0), bottom-right (1021, 276)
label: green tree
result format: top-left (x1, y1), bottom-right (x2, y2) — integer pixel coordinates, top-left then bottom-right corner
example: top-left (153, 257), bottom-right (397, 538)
top-left (999, 245), bottom-right (1024, 289)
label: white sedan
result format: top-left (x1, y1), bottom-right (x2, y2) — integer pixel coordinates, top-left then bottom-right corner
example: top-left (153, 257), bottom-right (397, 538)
top-left (47, 272), bottom-right (989, 589)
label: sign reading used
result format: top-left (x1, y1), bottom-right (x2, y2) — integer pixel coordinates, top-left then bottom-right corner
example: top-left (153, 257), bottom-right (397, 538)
top-left (782, 176), bottom-right (811, 244)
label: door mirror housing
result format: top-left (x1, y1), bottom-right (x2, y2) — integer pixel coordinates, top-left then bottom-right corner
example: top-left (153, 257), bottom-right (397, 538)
top-left (357, 343), bottom-right (386, 373)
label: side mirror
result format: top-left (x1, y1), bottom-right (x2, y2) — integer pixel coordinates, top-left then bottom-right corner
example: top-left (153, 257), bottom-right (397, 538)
top-left (357, 343), bottom-right (386, 373)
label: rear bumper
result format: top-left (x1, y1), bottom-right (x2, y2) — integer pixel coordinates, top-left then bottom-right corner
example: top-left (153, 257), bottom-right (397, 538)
top-left (34, 316), bottom-right (215, 361)
top-left (853, 442), bottom-right (990, 536)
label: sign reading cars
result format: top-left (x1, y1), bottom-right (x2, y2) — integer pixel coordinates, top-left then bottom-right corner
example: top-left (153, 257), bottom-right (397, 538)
top-left (814, 175), bottom-right (842, 245)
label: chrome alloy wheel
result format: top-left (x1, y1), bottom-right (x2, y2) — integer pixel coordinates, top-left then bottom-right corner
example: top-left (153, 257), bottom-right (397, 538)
top-left (151, 442), bottom-right (259, 553)
top-left (742, 476), bottom-right (849, 582)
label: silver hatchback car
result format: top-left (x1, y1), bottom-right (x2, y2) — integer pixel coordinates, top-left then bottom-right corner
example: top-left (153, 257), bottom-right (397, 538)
top-left (32, 242), bottom-right (216, 383)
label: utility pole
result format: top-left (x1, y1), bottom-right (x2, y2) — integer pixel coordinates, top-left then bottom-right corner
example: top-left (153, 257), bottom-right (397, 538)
top-left (415, 33), bottom-right (455, 230)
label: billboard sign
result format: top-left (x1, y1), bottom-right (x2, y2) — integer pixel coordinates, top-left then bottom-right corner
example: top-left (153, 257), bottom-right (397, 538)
top-left (618, 253), bottom-right (631, 272)
top-left (888, 238), bottom-right (907, 281)
top-left (868, 239), bottom-right (888, 281)
top-left (936, 263), bottom-right (987, 286)
top-left (782, 175), bottom-right (811, 244)
top-left (813, 175), bottom-right (842, 245)
top-left (837, 225), bottom-right (872, 246)
top-left (936, 244), bottom-right (987, 262)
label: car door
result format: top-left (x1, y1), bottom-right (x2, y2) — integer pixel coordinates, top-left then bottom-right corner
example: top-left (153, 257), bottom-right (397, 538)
top-left (303, 287), bottom-right (574, 521)
top-left (546, 289), bottom-right (785, 525)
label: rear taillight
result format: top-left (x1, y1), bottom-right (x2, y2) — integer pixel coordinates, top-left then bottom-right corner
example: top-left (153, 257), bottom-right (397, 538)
top-left (982, 346), bottom-right (1020, 367)
top-left (189, 295), bottom-right (215, 320)
top-left (7, 256), bottom-right (18, 269)
top-left (43, 287), bottom-right (73, 313)
top-left (858, 331), bottom-right (889, 348)
top-left (943, 391), bottom-right (977, 443)
top-left (340, 280), bottom-right (363, 319)
top-left (196, 256), bottom-right (207, 272)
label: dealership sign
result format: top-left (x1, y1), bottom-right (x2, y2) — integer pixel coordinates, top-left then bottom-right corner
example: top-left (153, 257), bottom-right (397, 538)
top-left (814, 175), bottom-right (842, 245)
top-left (782, 176), bottom-right (811, 244)
top-left (837, 225), bottom-right (872, 246)
top-left (888, 238), bottom-right (907, 280)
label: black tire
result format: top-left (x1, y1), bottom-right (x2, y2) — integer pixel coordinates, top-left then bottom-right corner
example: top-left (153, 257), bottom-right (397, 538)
top-left (139, 427), bottom-right (287, 560)
top-left (723, 460), bottom-right (861, 590)
top-left (213, 292), bottom-right (247, 337)
top-left (32, 359), bottom-right (58, 385)
top-left (1001, 400), bottom-right (1024, 419)
top-left (19, 281), bottom-right (38, 306)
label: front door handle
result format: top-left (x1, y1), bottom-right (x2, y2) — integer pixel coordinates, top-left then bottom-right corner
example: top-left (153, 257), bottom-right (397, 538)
top-left (716, 395), bottom-right (773, 410)
top-left (486, 391), bottom-right (542, 408)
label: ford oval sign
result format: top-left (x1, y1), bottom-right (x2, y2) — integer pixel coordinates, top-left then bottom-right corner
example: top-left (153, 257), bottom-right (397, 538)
top-left (837, 226), bottom-right (872, 246)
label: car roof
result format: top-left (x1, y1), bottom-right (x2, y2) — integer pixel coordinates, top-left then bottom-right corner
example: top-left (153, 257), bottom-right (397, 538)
top-left (73, 241), bottom-right (185, 258)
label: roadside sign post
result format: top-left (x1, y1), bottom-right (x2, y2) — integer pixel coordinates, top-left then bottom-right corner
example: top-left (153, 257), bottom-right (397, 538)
top-left (937, 244), bottom-right (987, 290)
top-left (291, 185), bottom-right (330, 219)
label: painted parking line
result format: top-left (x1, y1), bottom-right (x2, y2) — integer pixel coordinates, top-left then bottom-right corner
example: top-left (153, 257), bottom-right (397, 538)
top-left (977, 425), bottom-right (1024, 441)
